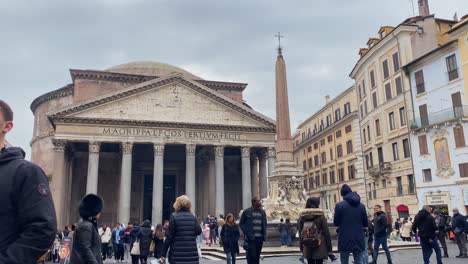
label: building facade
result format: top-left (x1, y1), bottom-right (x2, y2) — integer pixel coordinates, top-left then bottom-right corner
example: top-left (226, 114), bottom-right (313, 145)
top-left (404, 17), bottom-right (468, 215)
top-left (293, 86), bottom-right (365, 217)
top-left (30, 62), bottom-right (276, 228)
top-left (349, 2), bottom-right (457, 221)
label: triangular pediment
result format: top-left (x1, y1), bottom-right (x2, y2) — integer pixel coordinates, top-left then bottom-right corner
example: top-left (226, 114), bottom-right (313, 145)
top-left (49, 74), bottom-right (275, 130)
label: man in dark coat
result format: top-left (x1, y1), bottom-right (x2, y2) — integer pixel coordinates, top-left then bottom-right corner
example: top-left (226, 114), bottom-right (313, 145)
top-left (0, 100), bottom-right (57, 264)
top-left (137, 220), bottom-right (153, 264)
top-left (434, 211), bottom-right (449, 258)
top-left (451, 208), bottom-right (467, 258)
top-left (70, 194), bottom-right (104, 264)
top-left (240, 197), bottom-right (267, 264)
top-left (371, 205), bottom-right (392, 264)
top-left (412, 205), bottom-right (443, 264)
top-left (333, 184), bottom-right (368, 264)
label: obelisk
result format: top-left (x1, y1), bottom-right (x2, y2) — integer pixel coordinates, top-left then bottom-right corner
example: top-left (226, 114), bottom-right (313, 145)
top-left (263, 35), bottom-right (305, 221)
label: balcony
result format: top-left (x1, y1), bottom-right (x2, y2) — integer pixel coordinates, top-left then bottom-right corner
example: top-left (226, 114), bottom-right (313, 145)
top-left (368, 162), bottom-right (392, 177)
top-left (410, 106), bottom-right (468, 130)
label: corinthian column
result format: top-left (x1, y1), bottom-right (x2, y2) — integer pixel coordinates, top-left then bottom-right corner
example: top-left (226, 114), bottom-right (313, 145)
top-left (185, 144), bottom-right (196, 213)
top-left (241, 147), bottom-right (252, 209)
top-left (118, 142), bottom-right (133, 225)
top-left (215, 146), bottom-right (225, 217)
top-left (152, 144), bottom-right (165, 223)
top-left (259, 150), bottom-right (268, 199)
top-left (251, 153), bottom-right (259, 198)
top-left (52, 139), bottom-right (67, 228)
top-left (86, 141), bottom-right (100, 194)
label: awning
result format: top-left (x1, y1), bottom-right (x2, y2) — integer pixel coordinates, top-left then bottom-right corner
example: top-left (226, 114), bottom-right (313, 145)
top-left (397, 204), bottom-right (409, 212)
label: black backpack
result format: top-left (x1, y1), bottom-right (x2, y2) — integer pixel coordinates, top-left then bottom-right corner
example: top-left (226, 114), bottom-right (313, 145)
top-left (301, 220), bottom-right (321, 248)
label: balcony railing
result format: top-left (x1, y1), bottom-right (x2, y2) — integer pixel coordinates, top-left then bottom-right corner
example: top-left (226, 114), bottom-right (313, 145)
top-left (368, 162), bottom-right (392, 177)
top-left (410, 106), bottom-right (468, 130)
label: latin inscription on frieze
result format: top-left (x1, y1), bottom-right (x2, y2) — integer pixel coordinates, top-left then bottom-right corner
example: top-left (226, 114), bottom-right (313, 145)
top-left (102, 127), bottom-right (242, 140)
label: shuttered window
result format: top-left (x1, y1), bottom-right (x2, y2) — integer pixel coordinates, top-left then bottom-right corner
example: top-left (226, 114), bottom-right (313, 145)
top-left (308, 158), bottom-right (313, 169)
top-left (337, 145), bottom-right (343, 158)
top-left (385, 83), bottom-right (392, 100)
top-left (459, 163), bottom-right (468, 177)
top-left (446, 54), bottom-right (458, 81)
top-left (395, 76), bottom-right (402, 95)
top-left (415, 70), bottom-right (425, 94)
top-left (382, 60), bottom-right (389, 79)
top-left (345, 125), bottom-right (352, 133)
top-left (393, 52), bottom-right (400, 72)
top-left (454, 126), bottom-right (466, 147)
top-left (346, 140), bottom-right (353, 154)
top-left (370, 70), bottom-right (376, 88)
top-left (418, 135), bottom-right (428, 154)
top-left (419, 104), bottom-right (429, 127)
top-left (372, 92), bottom-right (378, 109)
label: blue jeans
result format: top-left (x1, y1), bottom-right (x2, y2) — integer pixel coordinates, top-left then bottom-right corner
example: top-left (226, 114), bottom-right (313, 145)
top-left (340, 249), bottom-right (363, 264)
top-left (420, 238), bottom-right (442, 264)
top-left (280, 231), bottom-right (289, 246)
top-left (373, 236), bottom-right (392, 263)
top-left (226, 252), bottom-right (237, 264)
top-left (362, 233), bottom-right (369, 264)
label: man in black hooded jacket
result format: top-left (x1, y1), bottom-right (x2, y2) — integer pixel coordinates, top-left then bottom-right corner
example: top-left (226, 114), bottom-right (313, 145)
top-left (413, 205), bottom-right (443, 264)
top-left (0, 100), bottom-right (57, 264)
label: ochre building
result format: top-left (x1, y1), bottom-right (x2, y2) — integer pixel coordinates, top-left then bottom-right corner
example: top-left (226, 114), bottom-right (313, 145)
top-left (293, 86), bottom-right (365, 217)
top-left (30, 62), bottom-right (276, 228)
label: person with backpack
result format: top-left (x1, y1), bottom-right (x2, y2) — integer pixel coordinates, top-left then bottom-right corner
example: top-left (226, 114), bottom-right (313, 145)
top-left (333, 185), bottom-right (368, 264)
top-left (299, 197), bottom-right (334, 264)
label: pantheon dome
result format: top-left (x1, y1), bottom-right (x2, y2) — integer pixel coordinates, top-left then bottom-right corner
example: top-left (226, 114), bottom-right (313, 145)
top-left (106, 61), bottom-right (203, 80)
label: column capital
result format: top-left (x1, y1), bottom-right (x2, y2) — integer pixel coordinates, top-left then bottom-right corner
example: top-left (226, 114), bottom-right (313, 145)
top-left (89, 141), bottom-right (101, 153)
top-left (259, 149), bottom-right (268, 159)
top-left (215, 146), bottom-right (224, 157)
top-left (121, 142), bottom-right (133, 155)
top-left (250, 152), bottom-right (259, 160)
top-left (153, 143), bottom-right (165, 156)
top-left (241, 147), bottom-right (250, 158)
top-left (186, 144), bottom-right (196, 156)
top-left (52, 139), bottom-right (67, 152)
top-left (267, 147), bottom-right (276, 158)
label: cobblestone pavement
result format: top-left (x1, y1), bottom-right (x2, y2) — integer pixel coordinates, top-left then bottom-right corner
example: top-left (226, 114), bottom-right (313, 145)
top-left (93, 242), bottom-right (466, 264)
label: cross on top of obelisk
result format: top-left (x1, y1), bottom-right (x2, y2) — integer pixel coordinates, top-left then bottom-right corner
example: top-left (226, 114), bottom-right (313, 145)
top-left (275, 32), bottom-right (284, 54)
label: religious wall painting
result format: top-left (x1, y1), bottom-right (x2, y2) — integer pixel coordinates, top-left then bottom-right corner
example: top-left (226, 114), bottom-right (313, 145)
top-left (433, 129), bottom-right (455, 178)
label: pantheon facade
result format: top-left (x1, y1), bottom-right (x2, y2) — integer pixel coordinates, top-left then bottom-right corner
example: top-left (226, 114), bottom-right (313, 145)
top-left (30, 62), bottom-right (276, 227)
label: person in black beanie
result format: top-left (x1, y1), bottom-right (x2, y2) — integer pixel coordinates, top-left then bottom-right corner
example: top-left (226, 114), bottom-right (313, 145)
top-left (70, 194), bottom-right (104, 264)
top-left (333, 184), bottom-right (368, 264)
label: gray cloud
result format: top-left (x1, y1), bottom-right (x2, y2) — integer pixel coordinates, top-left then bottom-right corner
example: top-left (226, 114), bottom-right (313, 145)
top-left (1, 0), bottom-right (466, 158)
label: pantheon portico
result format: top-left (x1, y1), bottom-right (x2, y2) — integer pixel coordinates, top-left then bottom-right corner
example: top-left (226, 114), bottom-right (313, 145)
top-left (30, 62), bottom-right (276, 227)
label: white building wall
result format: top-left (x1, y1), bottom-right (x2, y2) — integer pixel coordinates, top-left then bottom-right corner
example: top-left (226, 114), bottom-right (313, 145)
top-left (409, 48), bottom-right (468, 215)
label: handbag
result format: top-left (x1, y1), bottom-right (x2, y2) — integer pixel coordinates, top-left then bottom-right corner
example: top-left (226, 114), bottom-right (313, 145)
top-left (131, 240), bottom-right (140, 255)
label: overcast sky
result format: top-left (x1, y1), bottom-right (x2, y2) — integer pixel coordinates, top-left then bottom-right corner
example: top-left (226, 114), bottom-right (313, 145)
top-left (1, 0), bottom-right (466, 158)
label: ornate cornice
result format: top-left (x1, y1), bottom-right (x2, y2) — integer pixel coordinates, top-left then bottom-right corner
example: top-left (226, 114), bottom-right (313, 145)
top-left (241, 147), bottom-right (250, 158)
top-left (186, 144), bottom-right (196, 156)
top-left (215, 146), bottom-right (224, 157)
top-left (89, 141), bottom-right (101, 153)
top-left (50, 117), bottom-right (275, 133)
top-left (48, 74), bottom-right (275, 130)
top-left (52, 138), bottom-right (67, 152)
top-left (154, 144), bottom-right (165, 156)
top-left (121, 142), bottom-right (133, 155)
top-left (30, 84), bottom-right (74, 113)
top-left (70, 69), bottom-right (155, 83)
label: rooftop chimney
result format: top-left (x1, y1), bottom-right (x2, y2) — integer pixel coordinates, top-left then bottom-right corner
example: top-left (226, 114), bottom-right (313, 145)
top-left (325, 95), bottom-right (331, 104)
top-left (418, 0), bottom-right (430, 17)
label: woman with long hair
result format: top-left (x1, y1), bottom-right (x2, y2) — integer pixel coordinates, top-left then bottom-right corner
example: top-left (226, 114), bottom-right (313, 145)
top-left (299, 197), bottom-right (333, 264)
top-left (162, 195), bottom-right (202, 264)
top-left (152, 224), bottom-right (165, 261)
top-left (220, 213), bottom-right (240, 264)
